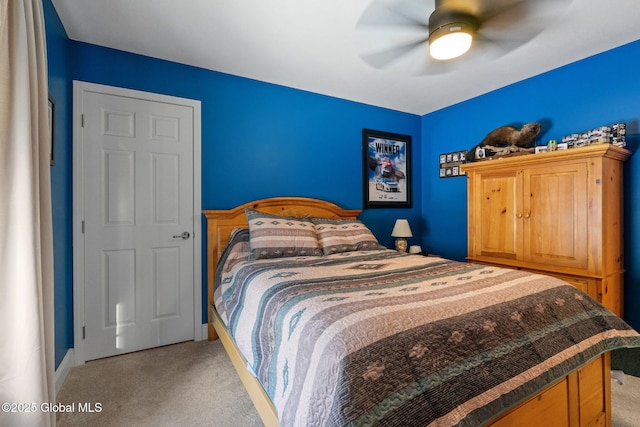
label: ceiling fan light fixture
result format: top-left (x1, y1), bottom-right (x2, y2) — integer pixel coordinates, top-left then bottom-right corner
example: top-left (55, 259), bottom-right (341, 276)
top-left (429, 26), bottom-right (473, 60)
top-left (428, 10), bottom-right (478, 60)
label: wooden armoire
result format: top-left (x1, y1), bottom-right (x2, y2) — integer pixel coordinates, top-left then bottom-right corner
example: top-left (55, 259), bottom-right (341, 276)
top-left (461, 144), bottom-right (630, 316)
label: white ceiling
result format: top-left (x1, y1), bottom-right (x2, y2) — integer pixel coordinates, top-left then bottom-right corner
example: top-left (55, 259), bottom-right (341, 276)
top-left (51, 0), bottom-right (640, 116)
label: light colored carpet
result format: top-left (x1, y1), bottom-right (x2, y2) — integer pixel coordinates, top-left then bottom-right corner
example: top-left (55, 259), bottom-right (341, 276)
top-left (56, 340), bottom-right (261, 426)
top-left (611, 373), bottom-right (640, 427)
top-left (57, 340), bottom-right (640, 426)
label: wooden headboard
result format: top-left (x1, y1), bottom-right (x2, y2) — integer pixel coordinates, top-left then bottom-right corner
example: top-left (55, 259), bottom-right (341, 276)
top-left (202, 197), bottom-right (361, 340)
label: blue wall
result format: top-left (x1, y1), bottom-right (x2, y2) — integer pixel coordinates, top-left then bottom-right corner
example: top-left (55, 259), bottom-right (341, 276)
top-left (44, 0), bottom-right (73, 369)
top-left (421, 40), bottom-right (640, 330)
top-left (44, 0), bottom-right (640, 370)
top-left (44, 0), bottom-right (421, 368)
top-left (67, 42), bottom-right (422, 326)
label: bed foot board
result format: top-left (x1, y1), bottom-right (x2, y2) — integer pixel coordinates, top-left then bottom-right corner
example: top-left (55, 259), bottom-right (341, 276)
top-left (486, 352), bottom-right (611, 427)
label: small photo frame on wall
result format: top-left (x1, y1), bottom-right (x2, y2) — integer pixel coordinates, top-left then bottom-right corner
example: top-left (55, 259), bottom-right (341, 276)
top-left (363, 128), bottom-right (411, 208)
top-left (48, 94), bottom-right (55, 166)
top-left (439, 149), bottom-right (466, 178)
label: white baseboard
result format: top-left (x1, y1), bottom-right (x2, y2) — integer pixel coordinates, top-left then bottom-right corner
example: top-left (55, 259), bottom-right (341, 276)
top-left (55, 348), bottom-right (74, 395)
top-left (200, 323), bottom-right (208, 341)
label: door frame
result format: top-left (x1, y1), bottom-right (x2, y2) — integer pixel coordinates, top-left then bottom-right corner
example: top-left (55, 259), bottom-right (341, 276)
top-left (72, 81), bottom-right (202, 365)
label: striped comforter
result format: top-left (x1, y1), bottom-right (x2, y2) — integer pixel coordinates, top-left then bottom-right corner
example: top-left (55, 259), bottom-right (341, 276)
top-left (214, 230), bottom-right (640, 427)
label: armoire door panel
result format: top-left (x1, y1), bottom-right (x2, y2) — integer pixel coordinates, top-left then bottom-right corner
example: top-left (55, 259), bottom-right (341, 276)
top-left (524, 163), bottom-right (588, 269)
top-left (474, 173), bottom-right (522, 260)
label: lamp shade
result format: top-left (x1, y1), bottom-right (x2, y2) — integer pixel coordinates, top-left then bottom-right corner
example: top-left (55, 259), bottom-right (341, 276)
top-left (391, 219), bottom-right (412, 238)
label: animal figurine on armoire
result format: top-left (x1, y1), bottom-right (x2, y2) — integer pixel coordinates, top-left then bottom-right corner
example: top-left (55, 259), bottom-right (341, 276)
top-left (467, 122), bottom-right (541, 161)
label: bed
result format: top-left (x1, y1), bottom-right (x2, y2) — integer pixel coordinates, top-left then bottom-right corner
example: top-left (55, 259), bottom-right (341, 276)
top-left (203, 197), bottom-right (640, 427)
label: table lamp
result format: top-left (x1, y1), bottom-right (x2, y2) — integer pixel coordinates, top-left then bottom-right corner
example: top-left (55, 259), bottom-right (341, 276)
top-left (391, 219), bottom-right (412, 252)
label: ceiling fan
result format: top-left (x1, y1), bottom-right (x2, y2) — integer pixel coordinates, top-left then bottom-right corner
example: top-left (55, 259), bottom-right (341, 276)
top-left (355, 0), bottom-right (572, 75)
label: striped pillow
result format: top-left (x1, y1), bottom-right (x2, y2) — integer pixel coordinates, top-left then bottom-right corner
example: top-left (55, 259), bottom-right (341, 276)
top-left (311, 217), bottom-right (386, 255)
top-left (245, 208), bottom-right (322, 260)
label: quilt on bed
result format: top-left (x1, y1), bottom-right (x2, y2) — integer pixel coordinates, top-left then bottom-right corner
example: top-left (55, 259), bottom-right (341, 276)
top-left (214, 229), bottom-right (640, 427)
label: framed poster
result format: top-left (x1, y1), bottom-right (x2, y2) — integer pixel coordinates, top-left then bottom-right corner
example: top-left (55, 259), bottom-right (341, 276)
top-left (363, 128), bottom-right (411, 208)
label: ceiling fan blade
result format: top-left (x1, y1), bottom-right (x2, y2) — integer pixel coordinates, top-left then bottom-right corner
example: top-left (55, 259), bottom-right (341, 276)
top-left (355, 0), bottom-right (433, 70)
top-left (360, 36), bottom-right (429, 70)
top-left (478, 0), bottom-right (572, 44)
top-left (358, 0), bottom-right (432, 28)
top-left (480, 0), bottom-right (572, 23)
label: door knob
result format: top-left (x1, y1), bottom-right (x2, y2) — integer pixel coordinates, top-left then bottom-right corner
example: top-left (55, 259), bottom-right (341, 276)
top-left (173, 231), bottom-right (191, 240)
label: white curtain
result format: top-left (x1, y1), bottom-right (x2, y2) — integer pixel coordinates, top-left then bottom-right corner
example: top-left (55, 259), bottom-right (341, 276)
top-left (0, 0), bottom-right (55, 426)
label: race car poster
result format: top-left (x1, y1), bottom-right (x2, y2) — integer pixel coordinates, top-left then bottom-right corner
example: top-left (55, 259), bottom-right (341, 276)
top-left (363, 128), bottom-right (411, 208)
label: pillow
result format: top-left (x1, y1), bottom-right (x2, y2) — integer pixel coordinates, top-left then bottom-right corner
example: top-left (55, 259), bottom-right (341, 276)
top-left (245, 208), bottom-right (323, 260)
top-left (310, 217), bottom-right (386, 255)
top-left (219, 228), bottom-right (250, 273)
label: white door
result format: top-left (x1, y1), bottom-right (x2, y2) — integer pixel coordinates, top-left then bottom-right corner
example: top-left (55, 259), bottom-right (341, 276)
top-left (76, 83), bottom-right (201, 361)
